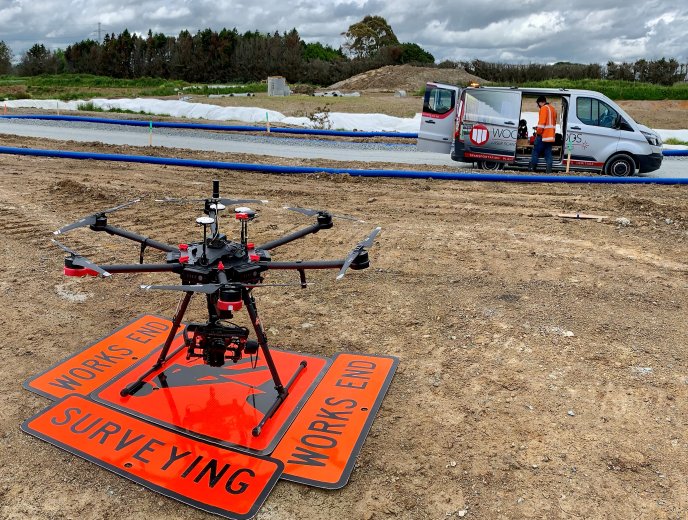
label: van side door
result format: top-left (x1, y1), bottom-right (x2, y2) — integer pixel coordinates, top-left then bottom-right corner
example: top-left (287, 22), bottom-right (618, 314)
top-left (567, 96), bottom-right (620, 170)
top-left (417, 83), bottom-right (459, 153)
top-left (457, 89), bottom-right (521, 163)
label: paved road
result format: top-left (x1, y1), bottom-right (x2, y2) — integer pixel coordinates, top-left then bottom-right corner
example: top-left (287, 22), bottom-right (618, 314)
top-left (0, 120), bottom-right (457, 168)
top-left (1, 119), bottom-right (686, 177)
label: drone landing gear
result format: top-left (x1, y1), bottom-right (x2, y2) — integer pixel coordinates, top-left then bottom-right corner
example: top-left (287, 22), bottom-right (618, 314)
top-left (120, 291), bottom-right (194, 397)
top-left (119, 289), bottom-right (308, 438)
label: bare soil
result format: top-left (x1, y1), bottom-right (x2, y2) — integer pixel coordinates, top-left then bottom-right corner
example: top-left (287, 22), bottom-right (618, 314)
top-left (327, 64), bottom-right (483, 93)
top-left (1, 117), bottom-right (687, 520)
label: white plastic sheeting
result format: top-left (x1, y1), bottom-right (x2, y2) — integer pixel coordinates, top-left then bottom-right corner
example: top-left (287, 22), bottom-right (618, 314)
top-left (4, 98), bottom-right (423, 133)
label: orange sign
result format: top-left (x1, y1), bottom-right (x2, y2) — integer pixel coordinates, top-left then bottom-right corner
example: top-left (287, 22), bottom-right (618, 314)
top-left (94, 347), bottom-right (329, 455)
top-left (22, 395), bottom-right (282, 519)
top-left (24, 315), bottom-right (177, 400)
top-left (271, 353), bottom-right (397, 488)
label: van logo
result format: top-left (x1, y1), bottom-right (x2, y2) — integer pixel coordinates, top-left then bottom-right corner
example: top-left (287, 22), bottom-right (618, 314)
top-left (469, 124), bottom-right (489, 146)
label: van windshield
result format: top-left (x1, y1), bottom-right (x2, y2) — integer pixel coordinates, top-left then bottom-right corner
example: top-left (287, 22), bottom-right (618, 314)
top-left (464, 90), bottom-right (520, 125)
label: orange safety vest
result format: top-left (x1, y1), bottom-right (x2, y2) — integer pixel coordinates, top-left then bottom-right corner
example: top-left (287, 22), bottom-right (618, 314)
top-left (536, 103), bottom-right (557, 142)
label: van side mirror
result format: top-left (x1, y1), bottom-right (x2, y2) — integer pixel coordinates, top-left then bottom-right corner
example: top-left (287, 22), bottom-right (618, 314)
top-left (616, 116), bottom-right (633, 132)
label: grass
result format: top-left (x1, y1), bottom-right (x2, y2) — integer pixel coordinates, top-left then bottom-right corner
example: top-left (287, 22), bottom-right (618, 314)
top-left (415, 79), bottom-right (688, 101)
top-left (182, 83), bottom-right (268, 95)
top-left (0, 75), bottom-right (269, 101)
top-left (495, 79), bottom-right (688, 100)
top-left (664, 137), bottom-right (688, 146)
top-left (75, 101), bottom-right (153, 116)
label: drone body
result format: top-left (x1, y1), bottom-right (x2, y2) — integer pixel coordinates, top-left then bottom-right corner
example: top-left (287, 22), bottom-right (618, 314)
top-left (53, 180), bottom-right (380, 436)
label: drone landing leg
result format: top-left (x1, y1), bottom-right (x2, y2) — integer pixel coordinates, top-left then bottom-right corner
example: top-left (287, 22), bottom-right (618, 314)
top-left (243, 290), bottom-right (308, 437)
top-left (120, 291), bottom-right (194, 396)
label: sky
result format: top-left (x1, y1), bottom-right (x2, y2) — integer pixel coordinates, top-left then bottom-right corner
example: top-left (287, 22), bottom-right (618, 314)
top-left (1, 0), bottom-right (687, 65)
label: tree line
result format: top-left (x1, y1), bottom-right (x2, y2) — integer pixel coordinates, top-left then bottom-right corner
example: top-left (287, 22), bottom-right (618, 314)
top-left (460, 58), bottom-right (684, 86)
top-left (0, 16), bottom-right (435, 86)
top-left (0, 15), bottom-right (685, 87)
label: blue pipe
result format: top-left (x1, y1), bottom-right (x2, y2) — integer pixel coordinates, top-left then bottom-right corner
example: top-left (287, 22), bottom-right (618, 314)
top-left (4, 115), bottom-right (688, 156)
top-left (1, 145), bottom-right (687, 184)
top-left (0, 114), bottom-right (419, 139)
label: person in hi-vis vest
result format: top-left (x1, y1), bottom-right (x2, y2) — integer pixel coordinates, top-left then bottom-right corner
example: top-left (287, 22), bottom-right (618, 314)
top-left (528, 95), bottom-right (557, 173)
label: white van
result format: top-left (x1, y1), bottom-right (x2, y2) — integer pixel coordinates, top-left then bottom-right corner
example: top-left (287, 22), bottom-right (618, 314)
top-left (418, 84), bottom-right (663, 176)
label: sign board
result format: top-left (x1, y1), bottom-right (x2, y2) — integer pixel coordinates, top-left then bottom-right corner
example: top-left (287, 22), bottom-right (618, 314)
top-left (271, 353), bottom-right (397, 488)
top-left (22, 395), bottom-right (283, 520)
top-left (94, 346), bottom-right (329, 455)
top-left (24, 315), bottom-right (177, 400)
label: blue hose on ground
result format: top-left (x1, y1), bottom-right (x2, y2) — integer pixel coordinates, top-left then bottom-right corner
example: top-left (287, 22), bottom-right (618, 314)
top-left (3, 115), bottom-right (688, 156)
top-left (0, 114), bottom-right (419, 139)
top-left (1, 145), bottom-right (687, 184)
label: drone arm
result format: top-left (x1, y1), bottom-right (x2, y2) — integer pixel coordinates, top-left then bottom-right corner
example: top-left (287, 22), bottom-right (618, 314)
top-left (97, 225), bottom-right (178, 253)
top-left (259, 260), bottom-right (345, 270)
top-left (255, 222), bottom-right (325, 251)
top-left (91, 263), bottom-right (183, 274)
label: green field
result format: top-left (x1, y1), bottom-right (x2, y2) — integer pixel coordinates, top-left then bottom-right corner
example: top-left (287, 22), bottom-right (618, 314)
top-left (3, 74), bottom-right (688, 102)
top-left (0, 74), bottom-right (267, 101)
top-left (497, 79), bottom-right (688, 100)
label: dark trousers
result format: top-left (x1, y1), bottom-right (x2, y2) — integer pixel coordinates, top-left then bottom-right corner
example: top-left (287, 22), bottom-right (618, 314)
top-left (529, 135), bottom-right (553, 173)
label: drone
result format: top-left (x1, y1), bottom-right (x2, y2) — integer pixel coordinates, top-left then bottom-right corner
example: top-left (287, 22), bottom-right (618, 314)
top-left (52, 180), bottom-right (380, 436)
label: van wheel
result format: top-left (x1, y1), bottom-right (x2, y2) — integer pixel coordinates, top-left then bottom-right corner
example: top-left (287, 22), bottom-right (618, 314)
top-left (604, 154), bottom-right (636, 177)
top-left (476, 160), bottom-right (504, 171)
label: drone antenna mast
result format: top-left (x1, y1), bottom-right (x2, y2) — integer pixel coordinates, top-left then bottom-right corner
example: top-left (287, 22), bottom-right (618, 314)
top-left (196, 215), bottom-right (213, 264)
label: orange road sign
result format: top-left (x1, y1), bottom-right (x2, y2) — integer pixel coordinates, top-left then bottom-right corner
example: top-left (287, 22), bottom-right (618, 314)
top-left (271, 352), bottom-right (397, 488)
top-left (94, 346), bottom-right (329, 455)
top-left (22, 395), bottom-right (282, 520)
top-left (24, 315), bottom-right (178, 400)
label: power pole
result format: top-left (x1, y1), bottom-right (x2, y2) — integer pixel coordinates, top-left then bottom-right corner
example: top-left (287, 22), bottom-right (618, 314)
top-left (98, 22), bottom-right (102, 44)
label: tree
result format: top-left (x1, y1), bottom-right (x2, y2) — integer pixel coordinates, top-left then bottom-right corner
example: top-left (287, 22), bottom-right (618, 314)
top-left (397, 42), bottom-right (434, 65)
top-left (18, 43), bottom-right (58, 75)
top-left (0, 40), bottom-right (12, 75)
top-left (302, 42), bottom-right (344, 62)
top-left (342, 15), bottom-right (398, 59)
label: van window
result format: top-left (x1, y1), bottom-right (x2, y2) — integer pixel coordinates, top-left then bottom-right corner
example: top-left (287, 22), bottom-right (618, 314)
top-left (576, 97), bottom-right (619, 128)
top-left (464, 90), bottom-right (520, 125)
top-left (423, 86), bottom-right (455, 116)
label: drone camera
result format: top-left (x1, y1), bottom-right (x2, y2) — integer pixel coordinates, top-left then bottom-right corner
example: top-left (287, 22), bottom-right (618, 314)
top-left (184, 322), bottom-right (250, 367)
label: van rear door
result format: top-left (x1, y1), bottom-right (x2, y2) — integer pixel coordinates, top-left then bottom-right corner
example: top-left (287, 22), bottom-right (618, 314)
top-left (417, 82), bottom-right (459, 153)
top-left (455, 89), bottom-right (521, 164)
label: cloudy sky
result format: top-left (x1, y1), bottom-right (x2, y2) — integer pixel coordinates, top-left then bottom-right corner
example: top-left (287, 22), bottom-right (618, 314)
top-left (2, 0), bottom-right (686, 64)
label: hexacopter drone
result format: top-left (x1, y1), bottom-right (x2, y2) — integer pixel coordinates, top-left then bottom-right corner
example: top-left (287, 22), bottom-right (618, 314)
top-left (52, 180), bottom-right (380, 436)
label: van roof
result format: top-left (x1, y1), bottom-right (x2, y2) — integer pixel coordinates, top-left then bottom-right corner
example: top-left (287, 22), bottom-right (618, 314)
top-left (466, 86), bottom-right (605, 97)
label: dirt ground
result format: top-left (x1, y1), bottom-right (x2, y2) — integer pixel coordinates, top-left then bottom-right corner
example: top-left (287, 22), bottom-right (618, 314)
top-left (1, 114), bottom-right (688, 520)
top-left (327, 64), bottom-right (483, 93)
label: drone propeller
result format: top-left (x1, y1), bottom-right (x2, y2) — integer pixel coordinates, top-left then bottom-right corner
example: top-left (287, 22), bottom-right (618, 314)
top-left (156, 197), bottom-right (268, 205)
top-left (52, 239), bottom-right (111, 277)
top-left (53, 199), bottom-right (140, 235)
top-left (336, 227), bottom-right (381, 281)
top-left (141, 283), bottom-right (221, 294)
top-left (283, 206), bottom-right (365, 223)
top-left (140, 282), bottom-right (310, 293)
